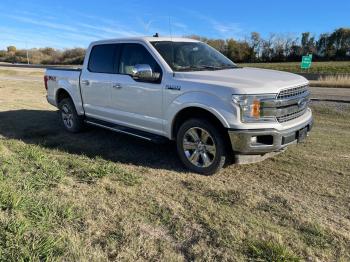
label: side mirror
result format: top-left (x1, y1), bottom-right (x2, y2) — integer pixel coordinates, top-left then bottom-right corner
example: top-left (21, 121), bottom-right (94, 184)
top-left (131, 64), bottom-right (160, 82)
top-left (131, 64), bottom-right (153, 79)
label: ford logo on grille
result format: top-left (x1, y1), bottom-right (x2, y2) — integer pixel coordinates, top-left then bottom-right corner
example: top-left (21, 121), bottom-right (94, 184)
top-left (297, 98), bottom-right (308, 108)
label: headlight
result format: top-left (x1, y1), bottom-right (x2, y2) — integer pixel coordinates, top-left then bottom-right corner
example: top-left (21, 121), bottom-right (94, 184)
top-left (232, 94), bottom-right (277, 123)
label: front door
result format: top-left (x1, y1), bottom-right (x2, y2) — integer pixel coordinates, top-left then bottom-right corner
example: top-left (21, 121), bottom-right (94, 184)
top-left (109, 43), bottom-right (164, 135)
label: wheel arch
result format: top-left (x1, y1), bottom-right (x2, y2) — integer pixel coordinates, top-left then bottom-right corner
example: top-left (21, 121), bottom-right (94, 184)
top-left (171, 106), bottom-right (229, 140)
top-left (56, 88), bottom-right (72, 105)
top-left (55, 86), bottom-right (84, 115)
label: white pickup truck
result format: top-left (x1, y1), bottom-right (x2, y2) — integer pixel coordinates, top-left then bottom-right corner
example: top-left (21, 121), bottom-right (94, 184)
top-left (45, 36), bottom-right (313, 175)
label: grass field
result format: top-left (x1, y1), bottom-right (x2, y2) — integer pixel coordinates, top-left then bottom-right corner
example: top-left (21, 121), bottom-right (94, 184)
top-left (240, 61), bottom-right (350, 74)
top-left (0, 66), bottom-right (44, 77)
top-left (309, 75), bottom-right (350, 88)
top-left (0, 68), bottom-right (350, 261)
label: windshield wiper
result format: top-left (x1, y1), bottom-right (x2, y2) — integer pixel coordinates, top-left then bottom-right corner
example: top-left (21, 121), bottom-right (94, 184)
top-left (195, 65), bottom-right (240, 70)
top-left (173, 65), bottom-right (216, 71)
top-left (174, 65), bottom-right (238, 72)
top-left (197, 65), bottom-right (223, 70)
top-left (179, 65), bottom-right (222, 71)
top-left (214, 65), bottom-right (240, 70)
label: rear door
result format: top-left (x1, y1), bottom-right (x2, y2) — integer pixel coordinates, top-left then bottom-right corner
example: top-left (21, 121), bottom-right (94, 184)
top-left (109, 43), bottom-right (164, 134)
top-left (80, 44), bottom-right (119, 120)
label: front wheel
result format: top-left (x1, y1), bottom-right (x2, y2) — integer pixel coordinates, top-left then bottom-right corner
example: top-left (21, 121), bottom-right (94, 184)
top-left (176, 118), bottom-right (227, 175)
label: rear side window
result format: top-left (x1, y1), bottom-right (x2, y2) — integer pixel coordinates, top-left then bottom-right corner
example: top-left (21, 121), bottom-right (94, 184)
top-left (88, 44), bottom-right (117, 73)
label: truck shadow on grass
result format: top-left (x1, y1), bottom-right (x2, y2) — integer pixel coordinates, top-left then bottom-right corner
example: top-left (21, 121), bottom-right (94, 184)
top-left (0, 109), bottom-right (186, 172)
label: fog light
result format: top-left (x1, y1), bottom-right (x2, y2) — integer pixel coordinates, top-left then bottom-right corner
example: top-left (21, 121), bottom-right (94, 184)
top-left (250, 136), bottom-right (257, 144)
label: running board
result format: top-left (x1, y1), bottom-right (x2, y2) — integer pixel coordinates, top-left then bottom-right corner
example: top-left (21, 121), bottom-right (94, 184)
top-left (84, 117), bottom-right (168, 143)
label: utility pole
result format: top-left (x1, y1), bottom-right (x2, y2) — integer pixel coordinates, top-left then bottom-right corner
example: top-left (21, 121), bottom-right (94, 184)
top-left (25, 41), bottom-right (29, 64)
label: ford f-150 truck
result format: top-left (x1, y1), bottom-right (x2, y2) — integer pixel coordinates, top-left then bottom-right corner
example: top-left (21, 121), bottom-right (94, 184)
top-left (45, 36), bottom-right (313, 175)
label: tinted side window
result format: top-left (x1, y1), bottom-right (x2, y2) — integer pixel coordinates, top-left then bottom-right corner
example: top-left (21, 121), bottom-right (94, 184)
top-left (119, 44), bottom-right (161, 75)
top-left (88, 44), bottom-right (116, 73)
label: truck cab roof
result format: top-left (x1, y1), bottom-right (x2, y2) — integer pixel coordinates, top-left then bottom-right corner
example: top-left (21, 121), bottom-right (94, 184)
top-left (90, 36), bottom-right (200, 46)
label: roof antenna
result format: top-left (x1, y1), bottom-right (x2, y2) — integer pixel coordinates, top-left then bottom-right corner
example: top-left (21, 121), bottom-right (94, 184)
top-left (153, 33), bottom-right (159, 37)
top-left (168, 16), bottom-right (173, 40)
top-left (168, 16), bottom-right (175, 77)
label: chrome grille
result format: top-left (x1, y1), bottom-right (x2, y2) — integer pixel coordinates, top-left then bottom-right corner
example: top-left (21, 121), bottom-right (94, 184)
top-left (277, 85), bottom-right (309, 99)
top-left (277, 108), bottom-right (307, 123)
top-left (274, 85), bottom-right (310, 123)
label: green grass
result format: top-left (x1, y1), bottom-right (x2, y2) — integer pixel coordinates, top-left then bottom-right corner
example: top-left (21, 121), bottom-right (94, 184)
top-left (298, 222), bottom-right (333, 248)
top-left (240, 61), bottom-right (350, 74)
top-left (0, 82), bottom-right (350, 261)
top-left (247, 240), bottom-right (300, 261)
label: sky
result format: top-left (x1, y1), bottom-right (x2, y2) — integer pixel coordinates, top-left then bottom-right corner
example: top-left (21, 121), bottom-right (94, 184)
top-left (0, 0), bottom-right (349, 49)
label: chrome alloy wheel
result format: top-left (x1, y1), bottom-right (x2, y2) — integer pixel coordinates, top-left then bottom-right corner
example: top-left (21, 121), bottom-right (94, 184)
top-left (61, 104), bottom-right (74, 129)
top-left (183, 127), bottom-right (216, 168)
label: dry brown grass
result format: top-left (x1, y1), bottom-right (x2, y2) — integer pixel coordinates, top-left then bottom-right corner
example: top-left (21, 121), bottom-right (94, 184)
top-left (240, 61), bottom-right (350, 74)
top-left (310, 75), bottom-right (350, 88)
top-left (0, 66), bottom-right (44, 78)
top-left (0, 68), bottom-right (349, 261)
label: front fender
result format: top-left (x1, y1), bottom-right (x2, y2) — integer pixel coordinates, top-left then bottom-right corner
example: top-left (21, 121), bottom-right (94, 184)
top-left (164, 91), bottom-right (238, 138)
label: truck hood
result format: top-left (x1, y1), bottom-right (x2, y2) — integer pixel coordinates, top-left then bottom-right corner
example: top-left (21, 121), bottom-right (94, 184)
top-left (176, 67), bottom-right (308, 94)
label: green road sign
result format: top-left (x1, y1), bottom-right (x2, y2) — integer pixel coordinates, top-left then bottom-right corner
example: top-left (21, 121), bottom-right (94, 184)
top-left (301, 54), bottom-right (313, 69)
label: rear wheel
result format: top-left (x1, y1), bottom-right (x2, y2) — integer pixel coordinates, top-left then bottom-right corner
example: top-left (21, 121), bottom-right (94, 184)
top-left (58, 98), bottom-right (84, 133)
top-left (176, 118), bottom-right (227, 175)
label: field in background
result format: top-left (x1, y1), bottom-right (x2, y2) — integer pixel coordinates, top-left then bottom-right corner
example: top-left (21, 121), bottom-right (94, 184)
top-left (0, 66), bottom-right (44, 78)
top-left (240, 61), bottom-right (350, 74)
top-left (309, 75), bottom-right (350, 88)
top-left (0, 68), bottom-right (349, 261)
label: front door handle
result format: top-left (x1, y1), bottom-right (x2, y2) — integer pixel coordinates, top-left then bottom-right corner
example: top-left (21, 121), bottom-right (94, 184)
top-left (112, 83), bottom-right (122, 89)
top-left (81, 80), bottom-right (90, 86)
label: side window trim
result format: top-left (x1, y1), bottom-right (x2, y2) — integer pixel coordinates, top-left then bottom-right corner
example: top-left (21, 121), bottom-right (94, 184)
top-left (113, 44), bottom-right (121, 74)
top-left (117, 43), bottom-right (126, 75)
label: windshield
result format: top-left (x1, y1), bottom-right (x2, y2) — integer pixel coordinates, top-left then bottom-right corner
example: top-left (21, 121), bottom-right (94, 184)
top-left (151, 41), bottom-right (238, 72)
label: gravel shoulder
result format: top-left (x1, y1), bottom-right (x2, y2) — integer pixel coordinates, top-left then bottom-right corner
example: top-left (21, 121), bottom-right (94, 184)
top-left (310, 87), bottom-right (350, 102)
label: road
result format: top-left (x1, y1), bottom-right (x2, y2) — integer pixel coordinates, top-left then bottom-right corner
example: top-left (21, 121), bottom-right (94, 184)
top-left (310, 87), bottom-right (350, 102)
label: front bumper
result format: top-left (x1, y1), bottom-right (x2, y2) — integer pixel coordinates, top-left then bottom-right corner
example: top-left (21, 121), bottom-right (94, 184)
top-left (228, 115), bottom-right (313, 155)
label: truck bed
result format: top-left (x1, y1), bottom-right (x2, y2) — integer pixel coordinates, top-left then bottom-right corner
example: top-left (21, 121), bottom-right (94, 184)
top-left (45, 67), bottom-right (83, 114)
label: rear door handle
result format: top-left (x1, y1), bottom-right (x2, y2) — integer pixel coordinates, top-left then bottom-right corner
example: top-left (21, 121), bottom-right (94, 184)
top-left (112, 83), bottom-right (122, 89)
top-left (81, 80), bottom-right (90, 86)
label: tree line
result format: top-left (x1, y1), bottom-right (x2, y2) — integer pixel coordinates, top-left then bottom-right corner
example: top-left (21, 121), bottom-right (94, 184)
top-left (190, 27), bottom-right (350, 63)
top-left (0, 27), bottom-right (349, 65)
top-left (0, 46), bottom-right (85, 65)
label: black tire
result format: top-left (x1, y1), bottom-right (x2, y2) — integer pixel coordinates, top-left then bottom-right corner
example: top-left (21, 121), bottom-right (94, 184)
top-left (176, 118), bottom-right (227, 175)
top-left (58, 98), bottom-right (84, 133)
